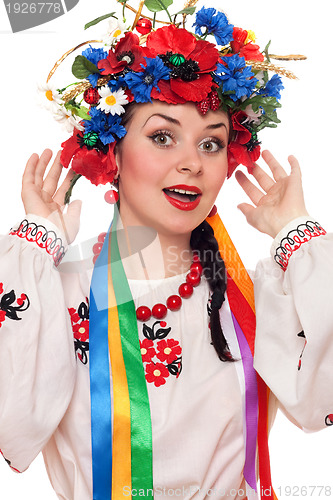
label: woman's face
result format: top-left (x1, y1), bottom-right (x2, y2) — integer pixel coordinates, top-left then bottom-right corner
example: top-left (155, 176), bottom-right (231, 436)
top-left (115, 101), bottom-right (229, 237)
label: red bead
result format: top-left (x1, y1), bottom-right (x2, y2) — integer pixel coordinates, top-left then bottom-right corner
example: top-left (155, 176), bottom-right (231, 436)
top-left (192, 253), bottom-right (200, 263)
top-left (92, 242), bottom-right (103, 255)
top-left (83, 87), bottom-right (100, 105)
top-left (178, 282), bottom-right (193, 298)
top-left (166, 295), bottom-right (182, 311)
top-left (186, 272), bottom-right (201, 287)
top-left (136, 306), bottom-right (151, 322)
top-left (160, 321), bottom-right (167, 328)
top-left (93, 255), bottom-right (98, 264)
top-left (98, 232), bottom-right (107, 243)
top-left (152, 303), bottom-right (167, 320)
top-left (190, 262), bottom-right (203, 276)
top-left (104, 189), bottom-right (119, 204)
top-left (136, 18), bottom-right (152, 35)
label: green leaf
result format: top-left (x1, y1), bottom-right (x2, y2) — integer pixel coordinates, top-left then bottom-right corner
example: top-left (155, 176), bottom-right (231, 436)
top-left (72, 56), bottom-right (100, 80)
top-left (172, 6), bottom-right (196, 16)
top-left (84, 12), bottom-right (117, 30)
top-left (65, 102), bottom-right (91, 121)
top-left (145, 0), bottom-right (173, 13)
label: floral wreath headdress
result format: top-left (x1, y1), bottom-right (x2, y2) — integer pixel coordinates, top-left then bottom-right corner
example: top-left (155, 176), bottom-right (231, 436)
top-left (41, 0), bottom-right (305, 200)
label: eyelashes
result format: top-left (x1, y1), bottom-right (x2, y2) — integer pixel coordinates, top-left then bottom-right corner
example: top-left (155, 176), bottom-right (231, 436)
top-left (148, 129), bottom-right (226, 152)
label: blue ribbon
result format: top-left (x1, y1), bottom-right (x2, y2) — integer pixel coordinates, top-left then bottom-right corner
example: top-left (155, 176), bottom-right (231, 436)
top-left (89, 226), bottom-right (113, 500)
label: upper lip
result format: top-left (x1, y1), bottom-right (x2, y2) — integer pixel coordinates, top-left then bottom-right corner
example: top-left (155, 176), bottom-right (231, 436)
top-left (163, 184), bottom-right (202, 195)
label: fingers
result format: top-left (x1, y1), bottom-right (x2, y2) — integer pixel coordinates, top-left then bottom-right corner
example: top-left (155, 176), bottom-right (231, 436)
top-left (288, 154), bottom-right (302, 177)
top-left (53, 168), bottom-right (76, 206)
top-left (251, 164), bottom-right (275, 193)
top-left (22, 153), bottom-right (40, 188)
top-left (261, 149), bottom-right (287, 181)
top-left (35, 149), bottom-right (53, 189)
top-left (43, 151), bottom-right (63, 196)
top-left (235, 170), bottom-right (265, 206)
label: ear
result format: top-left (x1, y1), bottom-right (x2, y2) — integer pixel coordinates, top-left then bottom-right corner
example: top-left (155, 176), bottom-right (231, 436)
top-left (114, 145), bottom-right (122, 178)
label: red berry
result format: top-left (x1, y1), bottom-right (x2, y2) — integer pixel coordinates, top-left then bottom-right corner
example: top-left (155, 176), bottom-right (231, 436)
top-left (92, 242), bottom-right (103, 255)
top-left (186, 272), bottom-right (201, 287)
top-left (136, 18), bottom-right (152, 35)
top-left (136, 306), bottom-right (151, 322)
top-left (178, 282), bottom-right (193, 298)
top-left (196, 98), bottom-right (210, 115)
top-left (209, 91), bottom-right (220, 111)
top-left (166, 295), bottom-right (182, 311)
top-left (104, 190), bottom-right (119, 204)
top-left (98, 232), bottom-right (107, 243)
top-left (152, 303), bottom-right (167, 320)
top-left (83, 87), bottom-right (100, 105)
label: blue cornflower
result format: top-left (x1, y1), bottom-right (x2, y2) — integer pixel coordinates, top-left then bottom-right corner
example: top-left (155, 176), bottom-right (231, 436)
top-left (84, 107), bottom-right (127, 145)
top-left (123, 57), bottom-right (170, 103)
top-left (215, 54), bottom-right (258, 101)
top-left (82, 45), bottom-right (108, 66)
top-left (259, 74), bottom-right (284, 100)
top-left (107, 78), bottom-right (127, 92)
top-left (82, 46), bottom-right (108, 88)
top-left (193, 7), bottom-right (234, 46)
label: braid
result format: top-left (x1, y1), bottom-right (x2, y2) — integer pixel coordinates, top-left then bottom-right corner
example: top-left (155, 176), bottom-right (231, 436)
top-left (190, 220), bottom-right (234, 362)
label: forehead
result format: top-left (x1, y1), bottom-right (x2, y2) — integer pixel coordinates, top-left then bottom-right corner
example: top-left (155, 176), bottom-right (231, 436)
top-left (127, 100), bottom-right (229, 131)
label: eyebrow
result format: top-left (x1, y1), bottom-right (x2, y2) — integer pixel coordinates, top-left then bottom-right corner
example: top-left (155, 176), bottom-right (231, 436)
top-left (143, 113), bottom-right (228, 132)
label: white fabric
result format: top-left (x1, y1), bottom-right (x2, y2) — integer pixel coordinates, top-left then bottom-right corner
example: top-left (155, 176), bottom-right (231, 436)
top-left (0, 215), bottom-right (332, 499)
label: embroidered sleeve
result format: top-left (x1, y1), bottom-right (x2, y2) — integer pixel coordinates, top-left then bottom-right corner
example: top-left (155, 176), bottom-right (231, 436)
top-left (9, 214), bottom-right (68, 266)
top-left (272, 218), bottom-right (326, 271)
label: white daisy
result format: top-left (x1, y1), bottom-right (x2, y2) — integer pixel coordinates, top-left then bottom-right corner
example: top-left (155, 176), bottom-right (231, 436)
top-left (53, 106), bottom-right (85, 133)
top-left (97, 86), bottom-right (128, 115)
top-left (37, 82), bottom-right (63, 112)
top-left (102, 18), bottom-right (127, 47)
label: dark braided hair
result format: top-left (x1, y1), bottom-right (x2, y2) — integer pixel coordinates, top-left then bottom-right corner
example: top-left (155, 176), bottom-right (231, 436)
top-left (190, 220), bottom-right (234, 362)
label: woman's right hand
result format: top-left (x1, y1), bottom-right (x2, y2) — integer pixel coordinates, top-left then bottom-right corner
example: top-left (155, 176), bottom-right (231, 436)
top-left (21, 149), bottom-right (82, 244)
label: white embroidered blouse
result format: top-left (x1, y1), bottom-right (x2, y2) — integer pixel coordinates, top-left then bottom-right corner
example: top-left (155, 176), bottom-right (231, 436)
top-left (0, 214), bottom-right (332, 500)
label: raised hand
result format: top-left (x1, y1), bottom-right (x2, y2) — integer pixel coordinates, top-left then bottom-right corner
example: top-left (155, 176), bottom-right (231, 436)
top-left (235, 150), bottom-right (308, 238)
top-left (21, 149), bottom-right (82, 244)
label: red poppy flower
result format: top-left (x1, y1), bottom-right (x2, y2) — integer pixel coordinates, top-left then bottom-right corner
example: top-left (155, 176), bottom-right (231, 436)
top-left (61, 132), bottom-right (118, 186)
top-left (156, 339), bottom-right (182, 364)
top-left (147, 25), bottom-right (219, 103)
top-left (227, 110), bottom-right (261, 177)
top-left (140, 339), bottom-right (156, 363)
top-left (98, 32), bottom-right (152, 76)
top-left (230, 27), bottom-right (264, 62)
top-left (0, 310), bottom-right (6, 327)
top-left (145, 362), bottom-right (169, 387)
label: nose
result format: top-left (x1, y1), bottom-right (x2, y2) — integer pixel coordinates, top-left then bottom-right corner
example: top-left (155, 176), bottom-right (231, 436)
top-left (176, 146), bottom-right (202, 175)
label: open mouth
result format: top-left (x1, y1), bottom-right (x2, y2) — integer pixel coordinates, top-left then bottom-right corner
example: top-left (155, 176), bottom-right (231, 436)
top-left (163, 185), bottom-right (202, 211)
top-left (163, 188), bottom-right (200, 203)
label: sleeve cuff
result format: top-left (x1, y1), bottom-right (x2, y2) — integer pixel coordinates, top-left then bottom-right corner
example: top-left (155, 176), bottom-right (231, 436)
top-left (9, 214), bottom-right (68, 266)
top-left (270, 216), bottom-right (327, 271)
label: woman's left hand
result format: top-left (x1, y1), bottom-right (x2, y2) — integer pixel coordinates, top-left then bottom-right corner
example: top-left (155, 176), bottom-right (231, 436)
top-left (235, 150), bottom-right (309, 238)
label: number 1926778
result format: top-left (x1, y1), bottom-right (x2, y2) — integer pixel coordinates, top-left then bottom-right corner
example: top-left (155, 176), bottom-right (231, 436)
top-left (5, 3), bottom-right (62, 14)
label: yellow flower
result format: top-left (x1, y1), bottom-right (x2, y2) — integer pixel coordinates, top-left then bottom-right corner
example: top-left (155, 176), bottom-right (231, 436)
top-left (245, 30), bottom-right (256, 44)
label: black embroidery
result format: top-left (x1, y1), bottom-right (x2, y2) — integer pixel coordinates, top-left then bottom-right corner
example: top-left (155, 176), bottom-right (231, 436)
top-left (274, 221), bottom-right (326, 271)
top-left (325, 414), bottom-right (333, 426)
top-left (297, 331), bottom-right (307, 371)
top-left (68, 298), bottom-right (89, 365)
top-left (0, 282), bottom-right (30, 325)
top-left (142, 321), bottom-right (171, 340)
top-left (9, 219), bottom-right (66, 266)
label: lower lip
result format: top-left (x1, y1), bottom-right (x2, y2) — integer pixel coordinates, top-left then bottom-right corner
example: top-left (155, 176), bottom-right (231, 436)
top-left (163, 191), bottom-right (201, 211)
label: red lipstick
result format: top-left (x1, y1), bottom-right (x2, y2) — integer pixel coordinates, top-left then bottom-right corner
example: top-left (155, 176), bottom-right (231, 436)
top-left (163, 184), bottom-right (202, 211)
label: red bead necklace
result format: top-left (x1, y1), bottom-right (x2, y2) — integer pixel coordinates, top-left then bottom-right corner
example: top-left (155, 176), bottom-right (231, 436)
top-left (92, 236), bottom-right (203, 322)
top-left (136, 254), bottom-right (203, 322)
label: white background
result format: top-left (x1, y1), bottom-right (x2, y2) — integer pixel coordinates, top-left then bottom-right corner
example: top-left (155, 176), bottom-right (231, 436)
top-left (0, 0), bottom-right (333, 498)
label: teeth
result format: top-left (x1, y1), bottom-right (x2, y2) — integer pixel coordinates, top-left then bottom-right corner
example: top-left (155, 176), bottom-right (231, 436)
top-left (168, 188), bottom-right (198, 195)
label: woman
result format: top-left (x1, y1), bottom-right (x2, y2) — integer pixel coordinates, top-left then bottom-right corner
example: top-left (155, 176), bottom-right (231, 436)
top-left (1, 2), bottom-right (333, 499)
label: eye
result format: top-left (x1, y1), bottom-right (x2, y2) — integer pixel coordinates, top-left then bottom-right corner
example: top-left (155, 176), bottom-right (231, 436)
top-left (149, 130), bottom-right (175, 147)
top-left (199, 138), bottom-right (224, 153)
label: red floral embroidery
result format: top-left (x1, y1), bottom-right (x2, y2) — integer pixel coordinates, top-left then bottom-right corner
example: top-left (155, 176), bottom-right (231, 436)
top-left (145, 362), bottom-right (170, 387)
top-left (156, 338), bottom-right (182, 364)
top-left (0, 310), bottom-right (6, 327)
top-left (140, 339), bottom-right (156, 363)
top-left (68, 299), bottom-right (90, 364)
top-left (139, 320), bottom-right (183, 386)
